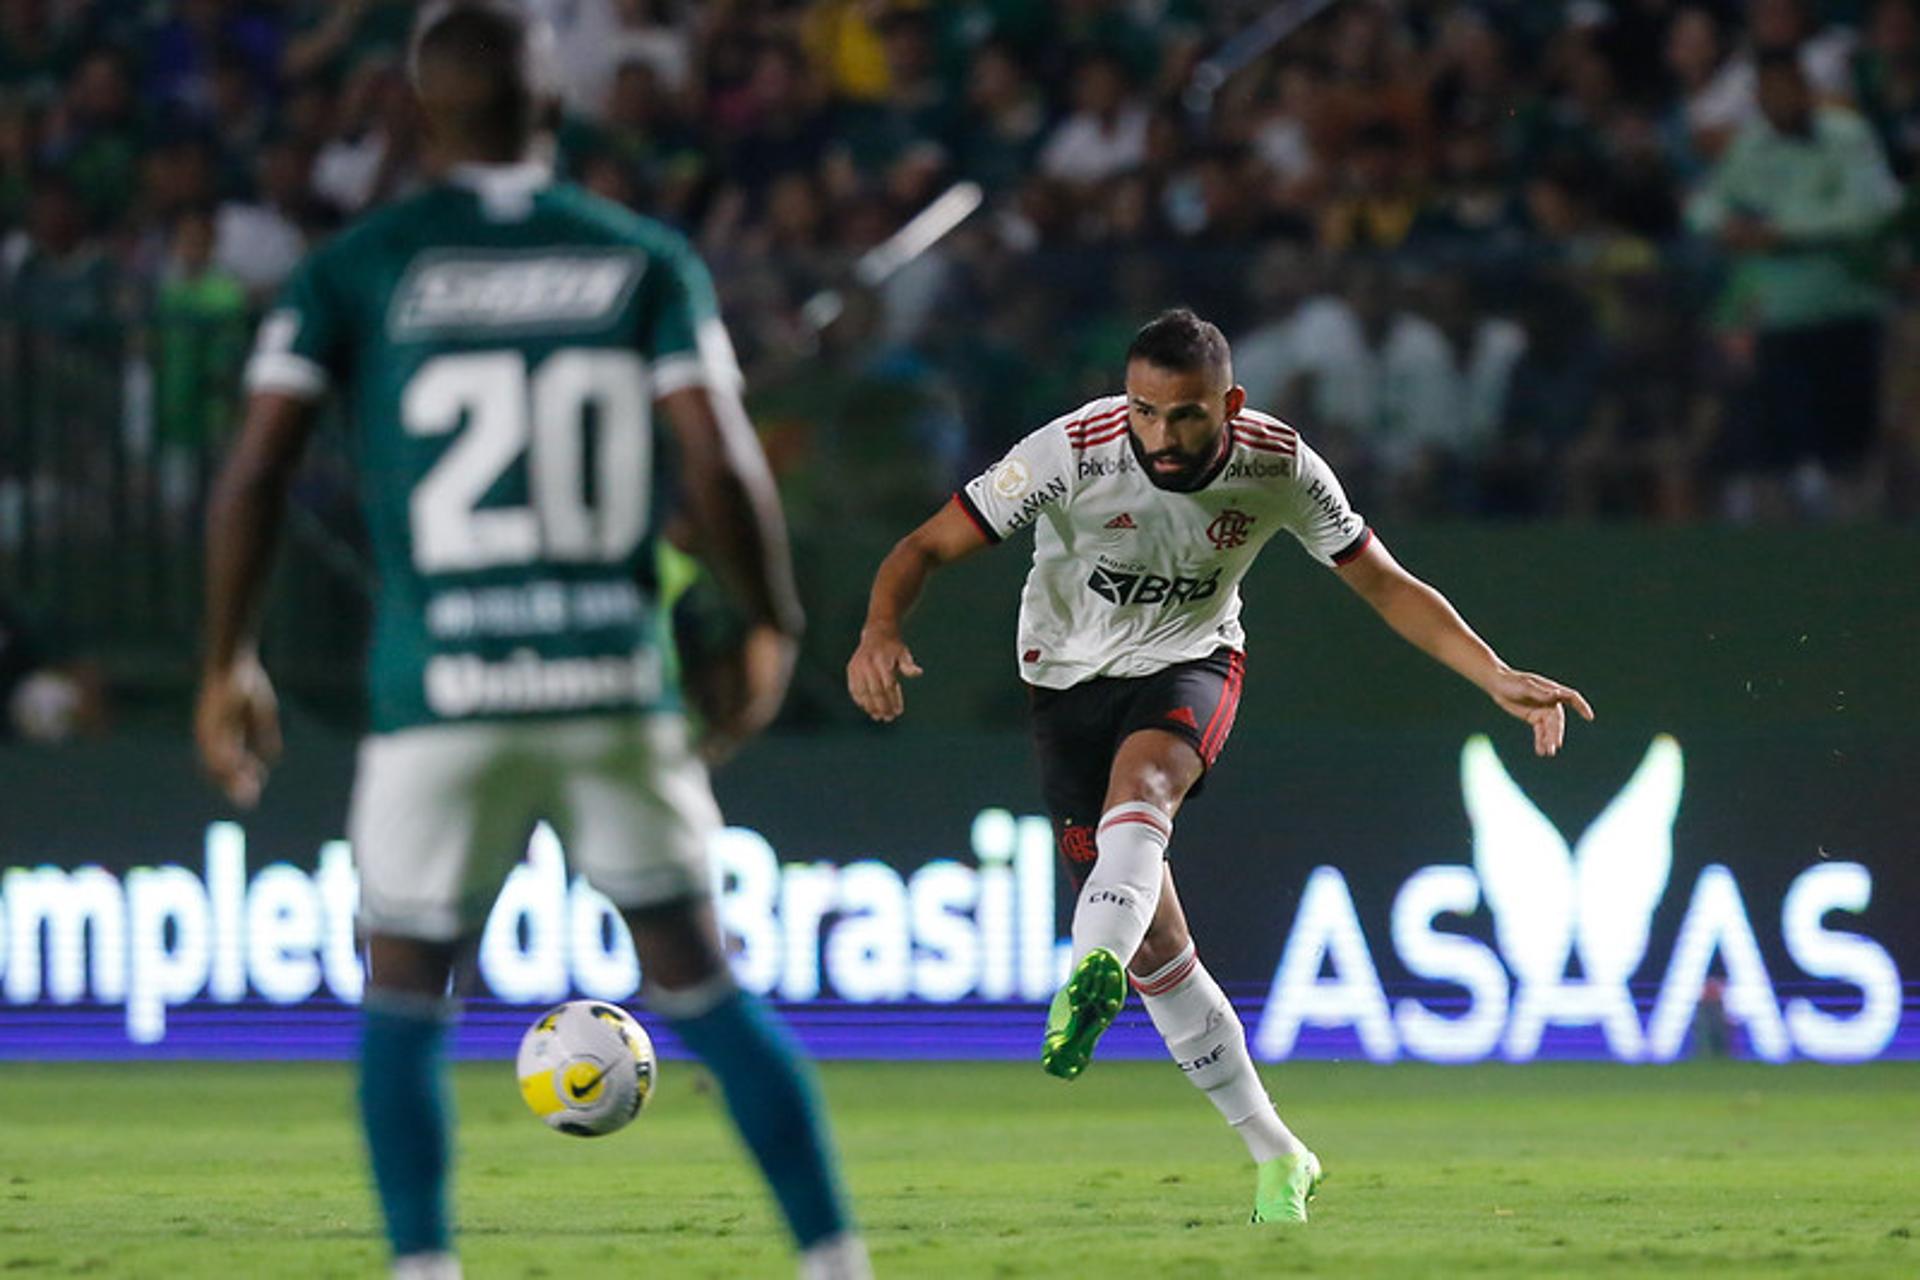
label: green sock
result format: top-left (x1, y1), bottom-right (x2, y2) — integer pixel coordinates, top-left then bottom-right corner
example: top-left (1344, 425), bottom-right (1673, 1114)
top-left (358, 995), bottom-right (455, 1258)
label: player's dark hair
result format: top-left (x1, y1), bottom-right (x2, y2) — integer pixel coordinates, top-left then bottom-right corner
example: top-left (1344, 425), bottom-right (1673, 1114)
top-left (1126, 308), bottom-right (1231, 379)
top-left (410, 1), bottom-right (547, 161)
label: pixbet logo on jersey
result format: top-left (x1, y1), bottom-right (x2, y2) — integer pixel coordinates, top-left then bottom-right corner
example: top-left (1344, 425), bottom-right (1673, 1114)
top-left (1254, 736), bottom-right (1902, 1062)
top-left (1085, 566), bottom-right (1221, 607)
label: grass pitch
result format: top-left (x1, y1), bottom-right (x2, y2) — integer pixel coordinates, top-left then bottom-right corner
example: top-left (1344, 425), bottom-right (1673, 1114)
top-left (0, 1059), bottom-right (1914, 1278)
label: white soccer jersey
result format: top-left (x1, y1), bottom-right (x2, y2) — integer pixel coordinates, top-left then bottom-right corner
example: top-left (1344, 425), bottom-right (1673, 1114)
top-left (957, 395), bottom-right (1370, 689)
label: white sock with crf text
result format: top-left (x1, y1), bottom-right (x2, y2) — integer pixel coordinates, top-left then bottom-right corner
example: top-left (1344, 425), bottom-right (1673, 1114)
top-left (1135, 941), bottom-right (1306, 1163)
top-left (1069, 801), bottom-right (1171, 968)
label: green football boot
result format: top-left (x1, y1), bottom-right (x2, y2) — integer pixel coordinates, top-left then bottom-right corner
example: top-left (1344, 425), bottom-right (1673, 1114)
top-left (1040, 947), bottom-right (1126, 1080)
top-left (1251, 1150), bottom-right (1323, 1224)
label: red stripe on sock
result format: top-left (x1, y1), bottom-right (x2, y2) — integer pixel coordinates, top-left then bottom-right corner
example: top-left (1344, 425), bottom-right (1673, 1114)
top-left (1131, 952), bottom-right (1199, 996)
top-left (1098, 808), bottom-right (1171, 840)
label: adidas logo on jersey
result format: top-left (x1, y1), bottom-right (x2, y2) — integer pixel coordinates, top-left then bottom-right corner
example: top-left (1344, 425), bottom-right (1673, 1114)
top-left (1104, 513), bottom-right (1137, 529)
top-left (1085, 566), bottom-right (1220, 607)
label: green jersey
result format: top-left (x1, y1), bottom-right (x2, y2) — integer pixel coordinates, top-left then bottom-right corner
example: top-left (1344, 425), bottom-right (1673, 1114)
top-left (246, 162), bottom-right (738, 733)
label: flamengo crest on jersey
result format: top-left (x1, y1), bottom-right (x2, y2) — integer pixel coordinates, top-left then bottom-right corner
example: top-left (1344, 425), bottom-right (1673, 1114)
top-left (960, 395), bottom-right (1369, 689)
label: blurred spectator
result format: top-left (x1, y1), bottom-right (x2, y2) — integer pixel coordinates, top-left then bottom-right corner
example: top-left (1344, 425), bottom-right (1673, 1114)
top-left (152, 205), bottom-right (246, 517)
top-left (1852, 0), bottom-right (1920, 178)
top-left (42, 48), bottom-right (141, 230)
top-left (719, 40), bottom-right (830, 201)
top-left (0, 598), bottom-right (107, 742)
top-left (1251, 59), bottom-right (1326, 208)
top-left (1687, 0), bottom-right (1863, 149)
top-left (952, 39), bottom-right (1045, 195)
top-left (801, 0), bottom-right (892, 104)
top-left (205, 50), bottom-right (274, 187)
top-left (1579, 275), bottom-right (1720, 519)
top-left (281, 0), bottom-right (413, 85)
top-left (1318, 121), bottom-right (1422, 251)
top-left (3, 174), bottom-right (116, 330)
top-left (560, 57), bottom-right (705, 222)
top-left (1038, 51), bottom-right (1148, 187)
top-left (142, 0), bottom-right (284, 122)
top-left (1749, 0), bottom-right (1859, 97)
top-left (129, 136), bottom-right (219, 278)
top-left (311, 58), bottom-right (419, 215)
top-left (1488, 276), bottom-right (1609, 517)
top-left (1688, 50), bottom-right (1901, 512)
top-left (0, 0), bottom-right (82, 106)
top-left (1428, 6), bottom-right (1517, 140)
top-left (1231, 243), bottom-right (1332, 418)
top-left (1666, 5), bottom-right (1752, 168)
top-left (1412, 126), bottom-right (1523, 248)
top-left (278, 75), bottom-right (340, 156)
top-left (1320, 1), bottom-right (1431, 162)
top-left (538, 0), bottom-right (694, 119)
top-left (834, 9), bottom-right (952, 178)
top-left (215, 138), bottom-right (323, 299)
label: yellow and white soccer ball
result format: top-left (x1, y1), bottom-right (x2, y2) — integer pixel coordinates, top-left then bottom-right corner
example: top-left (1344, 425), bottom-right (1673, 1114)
top-left (516, 1000), bottom-right (656, 1137)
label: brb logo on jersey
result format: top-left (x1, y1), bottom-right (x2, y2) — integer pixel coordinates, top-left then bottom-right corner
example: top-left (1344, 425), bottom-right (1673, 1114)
top-left (1255, 735), bottom-right (1903, 1063)
top-left (1086, 566), bottom-right (1221, 607)
top-left (1206, 507), bottom-right (1256, 550)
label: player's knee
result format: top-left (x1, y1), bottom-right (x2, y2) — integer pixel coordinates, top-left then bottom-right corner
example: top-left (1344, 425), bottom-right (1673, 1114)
top-left (1106, 734), bottom-right (1201, 812)
top-left (1107, 763), bottom-right (1182, 812)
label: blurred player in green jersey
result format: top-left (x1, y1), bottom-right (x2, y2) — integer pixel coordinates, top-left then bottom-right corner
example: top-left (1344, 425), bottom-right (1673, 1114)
top-left (195, 5), bottom-right (866, 1276)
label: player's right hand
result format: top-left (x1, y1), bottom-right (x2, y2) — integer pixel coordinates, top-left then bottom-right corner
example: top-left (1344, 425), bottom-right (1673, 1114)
top-left (846, 627), bottom-right (923, 722)
top-left (195, 654), bottom-right (282, 809)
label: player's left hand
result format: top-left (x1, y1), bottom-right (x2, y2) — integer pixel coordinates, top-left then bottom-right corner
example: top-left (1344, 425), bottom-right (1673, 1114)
top-left (1486, 667), bottom-right (1594, 758)
top-left (195, 654), bottom-right (282, 808)
top-left (688, 623), bottom-right (796, 764)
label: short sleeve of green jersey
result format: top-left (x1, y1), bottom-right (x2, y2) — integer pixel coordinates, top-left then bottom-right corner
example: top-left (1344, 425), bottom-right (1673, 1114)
top-left (642, 238), bottom-right (743, 399)
top-left (243, 245), bottom-right (351, 400)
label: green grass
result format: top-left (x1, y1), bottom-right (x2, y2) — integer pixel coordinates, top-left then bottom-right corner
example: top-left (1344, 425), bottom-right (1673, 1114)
top-left (1, 1060), bottom-right (1916, 1277)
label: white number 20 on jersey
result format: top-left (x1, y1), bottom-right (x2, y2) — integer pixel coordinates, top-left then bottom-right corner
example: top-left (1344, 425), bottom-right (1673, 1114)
top-left (403, 349), bottom-right (650, 572)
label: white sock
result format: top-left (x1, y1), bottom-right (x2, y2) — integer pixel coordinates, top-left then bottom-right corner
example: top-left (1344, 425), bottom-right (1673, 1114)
top-left (799, 1232), bottom-right (872, 1280)
top-left (1135, 942), bottom-right (1306, 1163)
top-left (1069, 801), bottom-right (1171, 968)
top-left (391, 1253), bottom-right (461, 1280)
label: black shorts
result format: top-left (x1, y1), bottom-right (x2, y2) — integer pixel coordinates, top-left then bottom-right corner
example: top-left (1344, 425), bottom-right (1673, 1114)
top-left (1026, 647), bottom-right (1245, 886)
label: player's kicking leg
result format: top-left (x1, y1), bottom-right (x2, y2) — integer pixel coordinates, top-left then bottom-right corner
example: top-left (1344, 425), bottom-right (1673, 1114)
top-left (626, 899), bottom-right (870, 1280)
top-left (1128, 876), bottom-right (1322, 1224)
top-left (1042, 727), bottom-right (1195, 1080)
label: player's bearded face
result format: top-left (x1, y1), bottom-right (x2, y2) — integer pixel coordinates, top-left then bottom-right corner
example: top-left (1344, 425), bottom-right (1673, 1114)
top-left (1124, 360), bottom-right (1242, 490)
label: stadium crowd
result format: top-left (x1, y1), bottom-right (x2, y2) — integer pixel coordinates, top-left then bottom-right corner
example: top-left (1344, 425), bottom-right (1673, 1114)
top-left (4, 0), bottom-right (1920, 538)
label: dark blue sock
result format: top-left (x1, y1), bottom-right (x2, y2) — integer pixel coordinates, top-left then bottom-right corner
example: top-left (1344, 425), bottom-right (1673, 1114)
top-left (665, 987), bottom-right (850, 1248)
top-left (358, 998), bottom-right (454, 1258)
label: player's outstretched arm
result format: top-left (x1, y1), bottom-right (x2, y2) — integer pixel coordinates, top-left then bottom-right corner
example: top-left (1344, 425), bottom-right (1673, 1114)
top-left (197, 391), bottom-right (318, 806)
top-left (658, 385), bottom-right (805, 760)
top-left (1333, 535), bottom-right (1594, 758)
top-left (847, 499), bottom-right (990, 722)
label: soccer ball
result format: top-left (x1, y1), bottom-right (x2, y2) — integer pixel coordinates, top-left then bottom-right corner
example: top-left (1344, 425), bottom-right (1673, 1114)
top-left (516, 1000), bottom-right (657, 1137)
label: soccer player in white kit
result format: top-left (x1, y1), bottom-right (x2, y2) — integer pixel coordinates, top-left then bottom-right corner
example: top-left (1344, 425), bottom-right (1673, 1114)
top-left (847, 308), bottom-right (1593, 1224)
